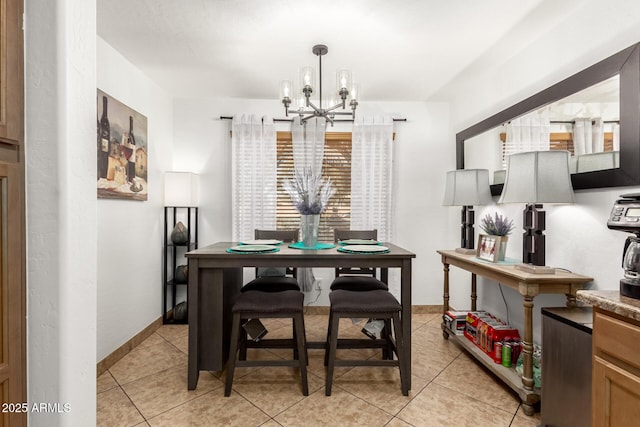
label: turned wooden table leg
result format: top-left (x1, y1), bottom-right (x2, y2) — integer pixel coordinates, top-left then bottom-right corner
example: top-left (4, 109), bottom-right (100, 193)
top-left (443, 261), bottom-right (450, 314)
top-left (471, 273), bottom-right (477, 311)
top-left (522, 295), bottom-right (535, 391)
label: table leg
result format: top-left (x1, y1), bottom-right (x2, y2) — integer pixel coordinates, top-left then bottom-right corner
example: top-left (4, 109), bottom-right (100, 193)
top-left (401, 259), bottom-right (412, 390)
top-left (442, 261), bottom-right (450, 314)
top-left (471, 273), bottom-right (477, 311)
top-left (522, 295), bottom-right (535, 391)
top-left (187, 258), bottom-right (199, 390)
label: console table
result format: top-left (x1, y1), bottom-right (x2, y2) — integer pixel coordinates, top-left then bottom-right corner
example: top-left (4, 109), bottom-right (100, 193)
top-left (437, 249), bottom-right (592, 415)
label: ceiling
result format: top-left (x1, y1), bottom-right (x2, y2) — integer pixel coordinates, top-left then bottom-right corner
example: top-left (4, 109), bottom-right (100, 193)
top-left (97, 0), bottom-right (550, 101)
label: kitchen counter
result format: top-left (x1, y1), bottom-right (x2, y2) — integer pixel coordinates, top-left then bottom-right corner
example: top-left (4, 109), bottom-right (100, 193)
top-left (576, 289), bottom-right (640, 322)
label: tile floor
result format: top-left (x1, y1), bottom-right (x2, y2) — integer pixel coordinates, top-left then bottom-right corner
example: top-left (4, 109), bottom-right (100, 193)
top-left (97, 312), bottom-right (541, 427)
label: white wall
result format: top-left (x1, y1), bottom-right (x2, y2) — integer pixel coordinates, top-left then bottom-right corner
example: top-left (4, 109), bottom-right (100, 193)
top-left (96, 37), bottom-right (174, 361)
top-left (25, 0), bottom-right (97, 425)
top-left (440, 0), bottom-right (640, 341)
top-left (173, 99), bottom-right (453, 306)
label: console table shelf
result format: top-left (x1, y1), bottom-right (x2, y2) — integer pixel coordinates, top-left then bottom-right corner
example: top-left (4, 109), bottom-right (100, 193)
top-left (437, 249), bottom-right (592, 415)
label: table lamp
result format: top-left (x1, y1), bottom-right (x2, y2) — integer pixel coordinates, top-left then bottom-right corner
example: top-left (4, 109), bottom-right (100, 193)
top-left (443, 169), bottom-right (493, 254)
top-left (498, 151), bottom-right (574, 273)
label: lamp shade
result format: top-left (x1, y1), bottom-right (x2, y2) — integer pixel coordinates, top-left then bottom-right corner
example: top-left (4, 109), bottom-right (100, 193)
top-left (498, 151), bottom-right (575, 204)
top-left (442, 169), bottom-right (493, 206)
top-left (164, 172), bottom-right (199, 207)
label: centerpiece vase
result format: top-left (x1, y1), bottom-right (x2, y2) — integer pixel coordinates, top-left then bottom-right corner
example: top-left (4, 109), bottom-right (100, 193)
top-left (498, 236), bottom-right (508, 261)
top-left (300, 214), bottom-right (320, 248)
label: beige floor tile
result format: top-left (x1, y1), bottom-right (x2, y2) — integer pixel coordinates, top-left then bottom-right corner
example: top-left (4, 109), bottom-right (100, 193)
top-left (97, 387), bottom-right (144, 427)
top-left (232, 367), bottom-right (324, 416)
top-left (166, 332), bottom-right (188, 354)
top-left (397, 382), bottom-right (514, 427)
top-left (411, 313), bottom-right (440, 330)
top-left (259, 421), bottom-right (285, 427)
top-left (97, 371), bottom-right (119, 393)
top-left (384, 417), bottom-right (414, 427)
top-left (411, 324), bottom-right (462, 358)
top-left (510, 413), bottom-right (539, 427)
top-left (274, 387), bottom-right (394, 427)
top-left (136, 332), bottom-right (167, 350)
top-left (411, 341), bottom-right (457, 382)
top-left (155, 324), bottom-right (188, 342)
top-left (433, 352), bottom-right (520, 413)
top-left (333, 368), bottom-right (429, 415)
top-left (121, 364), bottom-right (223, 419)
top-left (146, 391), bottom-right (270, 427)
top-left (109, 341), bottom-right (187, 385)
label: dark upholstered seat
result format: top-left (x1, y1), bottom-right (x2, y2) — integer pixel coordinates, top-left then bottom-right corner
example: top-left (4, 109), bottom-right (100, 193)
top-left (331, 229), bottom-right (388, 291)
top-left (325, 291), bottom-right (408, 397)
top-left (241, 229), bottom-right (300, 292)
top-left (225, 290), bottom-right (308, 397)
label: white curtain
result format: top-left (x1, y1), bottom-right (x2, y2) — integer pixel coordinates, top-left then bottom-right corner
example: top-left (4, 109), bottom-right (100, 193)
top-left (231, 114), bottom-right (277, 242)
top-left (351, 116), bottom-right (394, 241)
top-left (291, 116), bottom-right (326, 292)
top-left (612, 122), bottom-right (620, 151)
top-left (504, 115), bottom-right (550, 166)
top-left (592, 118), bottom-right (604, 153)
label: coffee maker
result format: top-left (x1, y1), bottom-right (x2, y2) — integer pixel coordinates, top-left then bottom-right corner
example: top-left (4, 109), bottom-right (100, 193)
top-left (607, 193), bottom-right (640, 299)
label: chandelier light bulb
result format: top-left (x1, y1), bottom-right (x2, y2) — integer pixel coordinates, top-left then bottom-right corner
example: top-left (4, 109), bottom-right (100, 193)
top-left (279, 80), bottom-right (292, 99)
top-left (300, 66), bottom-right (315, 90)
top-left (336, 69), bottom-right (352, 92)
top-left (350, 83), bottom-right (360, 101)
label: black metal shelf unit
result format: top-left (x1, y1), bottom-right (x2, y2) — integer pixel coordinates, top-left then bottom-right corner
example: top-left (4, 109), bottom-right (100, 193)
top-left (163, 206), bottom-right (198, 324)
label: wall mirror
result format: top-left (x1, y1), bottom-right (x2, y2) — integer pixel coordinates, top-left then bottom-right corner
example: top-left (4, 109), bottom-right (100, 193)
top-left (457, 42), bottom-right (640, 196)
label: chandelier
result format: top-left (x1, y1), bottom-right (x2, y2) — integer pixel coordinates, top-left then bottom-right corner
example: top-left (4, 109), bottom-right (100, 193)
top-left (279, 44), bottom-right (358, 125)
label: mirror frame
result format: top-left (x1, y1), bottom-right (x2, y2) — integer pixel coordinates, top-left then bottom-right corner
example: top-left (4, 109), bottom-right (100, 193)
top-left (456, 42), bottom-right (640, 196)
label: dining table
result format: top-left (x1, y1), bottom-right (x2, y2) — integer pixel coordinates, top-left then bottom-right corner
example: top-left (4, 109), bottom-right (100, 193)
top-left (185, 240), bottom-right (416, 390)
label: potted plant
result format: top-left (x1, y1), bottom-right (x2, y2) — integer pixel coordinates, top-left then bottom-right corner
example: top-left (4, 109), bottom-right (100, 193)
top-left (479, 213), bottom-right (514, 261)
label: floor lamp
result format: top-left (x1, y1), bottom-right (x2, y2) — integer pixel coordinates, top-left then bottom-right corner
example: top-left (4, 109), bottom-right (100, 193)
top-left (443, 169), bottom-right (493, 254)
top-left (498, 151), bottom-right (575, 274)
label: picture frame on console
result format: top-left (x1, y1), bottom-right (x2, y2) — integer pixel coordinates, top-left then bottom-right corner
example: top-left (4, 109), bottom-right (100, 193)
top-left (477, 234), bottom-right (503, 262)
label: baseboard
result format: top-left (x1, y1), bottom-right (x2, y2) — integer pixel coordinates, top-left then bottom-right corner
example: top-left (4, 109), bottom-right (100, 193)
top-left (97, 316), bottom-right (163, 377)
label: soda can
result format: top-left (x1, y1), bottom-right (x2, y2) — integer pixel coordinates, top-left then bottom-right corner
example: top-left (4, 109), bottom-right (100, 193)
top-left (502, 343), bottom-right (512, 367)
top-left (494, 341), bottom-right (503, 364)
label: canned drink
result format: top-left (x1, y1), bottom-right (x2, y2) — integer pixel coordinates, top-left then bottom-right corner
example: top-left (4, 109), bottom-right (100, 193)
top-left (502, 343), bottom-right (512, 367)
top-left (494, 341), bottom-right (503, 364)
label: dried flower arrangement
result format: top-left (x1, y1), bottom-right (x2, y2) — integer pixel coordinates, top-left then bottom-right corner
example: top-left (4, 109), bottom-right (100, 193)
top-left (282, 167), bottom-right (335, 215)
top-left (480, 212), bottom-right (515, 236)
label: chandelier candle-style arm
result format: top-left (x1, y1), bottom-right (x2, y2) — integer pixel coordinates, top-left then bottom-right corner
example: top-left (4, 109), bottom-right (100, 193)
top-left (280, 44), bottom-right (359, 126)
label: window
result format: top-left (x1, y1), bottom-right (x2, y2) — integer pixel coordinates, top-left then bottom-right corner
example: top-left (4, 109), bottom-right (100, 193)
top-left (276, 131), bottom-right (351, 242)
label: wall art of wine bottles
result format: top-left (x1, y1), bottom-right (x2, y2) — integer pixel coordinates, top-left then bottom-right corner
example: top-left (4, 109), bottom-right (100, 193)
top-left (97, 88), bottom-right (148, 200)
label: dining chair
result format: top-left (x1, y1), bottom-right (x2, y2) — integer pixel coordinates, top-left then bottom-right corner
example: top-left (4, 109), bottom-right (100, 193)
top-left (331, 229), bottom-right (388, 291)
top-left (225, 228), bottom-right (308, 396)
top-left (241, 229), bottom-right (300, 292)
top-left (324, 289), bottom-right (408, 396)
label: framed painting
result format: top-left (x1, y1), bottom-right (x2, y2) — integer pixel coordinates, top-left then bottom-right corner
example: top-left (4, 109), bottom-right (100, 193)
top-left (477, 234), bottom-right (504, 262)
top-left (96, 89), bottom-right (148, 200)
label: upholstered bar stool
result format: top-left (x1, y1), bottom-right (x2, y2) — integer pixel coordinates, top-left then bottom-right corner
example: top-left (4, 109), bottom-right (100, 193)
top-left (325, 289), bottom-right (407, 396)
top-left (225, 290), bottom-right (309, 396)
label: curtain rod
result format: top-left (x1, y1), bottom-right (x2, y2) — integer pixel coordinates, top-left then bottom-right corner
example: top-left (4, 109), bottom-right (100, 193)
top-left (550, 120), bottom-right (619, 124)
top-left (219, 116), bottom-right (407, 123)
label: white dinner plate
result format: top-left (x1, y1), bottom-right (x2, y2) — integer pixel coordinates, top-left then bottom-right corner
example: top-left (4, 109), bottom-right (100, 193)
top-left (228, 244), bottom-right (278, 252)
top-left (339, 239), bottom-right (380, 245)
top-left (239, 239), bottom-right (282, 245)
top-left (339, 245), bottom-right (390, 253)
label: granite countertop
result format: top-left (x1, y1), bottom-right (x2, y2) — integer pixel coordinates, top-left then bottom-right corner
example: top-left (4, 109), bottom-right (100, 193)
top-left (577, 290), bottom-right (640, 323)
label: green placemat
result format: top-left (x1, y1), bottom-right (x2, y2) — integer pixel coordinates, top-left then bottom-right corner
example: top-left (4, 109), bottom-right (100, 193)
top-left (226, 247), bottom-right (280, 255)
top-left (288, 242), bottom-right (336, 250)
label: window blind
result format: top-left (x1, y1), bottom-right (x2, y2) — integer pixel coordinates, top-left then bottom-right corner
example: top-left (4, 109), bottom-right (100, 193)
top-left (276, 131), bottom-right (351, 242)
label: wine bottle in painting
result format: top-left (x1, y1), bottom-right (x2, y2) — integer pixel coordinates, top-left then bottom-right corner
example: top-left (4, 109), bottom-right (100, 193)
top-left (127, 115), bottom-right (136, 183)
top-left (98, 96), bottom-right (110, 179)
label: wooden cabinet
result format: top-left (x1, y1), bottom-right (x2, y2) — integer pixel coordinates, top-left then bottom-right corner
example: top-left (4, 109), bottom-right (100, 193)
top-left (592, 309), bottom-right (640, 426)
top-left (163, 207), bottom-right (198, 324)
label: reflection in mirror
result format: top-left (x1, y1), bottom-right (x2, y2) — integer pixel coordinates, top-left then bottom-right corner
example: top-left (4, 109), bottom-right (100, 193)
top-left (465, 75), bottom-right (620, 186)
top-left (457, 42), bottom-right (640, 195)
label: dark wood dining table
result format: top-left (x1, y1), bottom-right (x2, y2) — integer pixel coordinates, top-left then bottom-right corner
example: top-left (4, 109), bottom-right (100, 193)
top-left (185, 241), bottom-right (416, 390)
